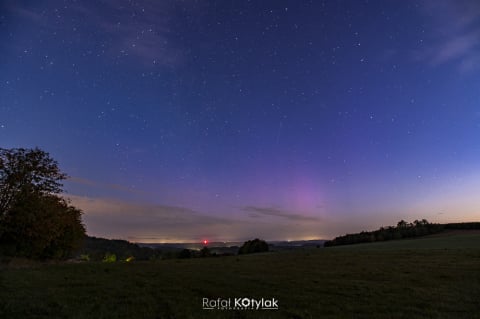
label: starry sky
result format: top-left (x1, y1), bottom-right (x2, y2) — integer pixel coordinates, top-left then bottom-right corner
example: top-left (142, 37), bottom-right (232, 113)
top-left (1, 0), bottom-right (480, 242)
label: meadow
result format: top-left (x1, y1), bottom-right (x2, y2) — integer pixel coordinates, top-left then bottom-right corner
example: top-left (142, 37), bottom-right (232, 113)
top-left (1, 232), bottom-right (479, 319)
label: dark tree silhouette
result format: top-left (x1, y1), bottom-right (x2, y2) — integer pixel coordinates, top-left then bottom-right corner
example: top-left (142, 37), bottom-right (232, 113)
top-left (0, 147), bottom-right (85, 259)
top-left (0, 147), bottom-right (66, 217)
top-left (238, 238), bottom-right (269, 254)
top-left (397, 220), bottom-right (408, 228)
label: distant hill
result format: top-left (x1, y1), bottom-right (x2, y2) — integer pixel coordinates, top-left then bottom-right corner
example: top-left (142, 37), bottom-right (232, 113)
top-left (269, 240), bottom-right (326, 251)
top-left (79, 237), bottom-right (327, 260)
top-left (443, 222), bottom-right (480, 230)
top-left (138, 241), bottom-right (244, 250)
top-left (327, 230), bottom-right (480, 250)
top-left (324, 221), bottom-right (480, 248)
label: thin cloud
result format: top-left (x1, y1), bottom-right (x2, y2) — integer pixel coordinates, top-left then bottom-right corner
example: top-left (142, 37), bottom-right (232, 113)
top-left (431, 32), bottom-right (480, 65)
top-left (242, 206), bottom-right (321, 222)
top-left (67, 195), bottom-right (239, 242)
top-left (6, 4), bottom-right (47, 25)
top-left (65, 195), bottom-right (326, 242)
top-left (6, 0), bottom-right (185, 67)
top-left (66, 176), bottom-right (154, 197)
top-left (82, 0), bottom-right (181, 66)
top-left (417, 0), bottom-right (480, 73)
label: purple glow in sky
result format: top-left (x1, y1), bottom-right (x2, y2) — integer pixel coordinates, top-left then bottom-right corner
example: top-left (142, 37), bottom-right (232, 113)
top-left (1, 0), bottom-right (480, 242)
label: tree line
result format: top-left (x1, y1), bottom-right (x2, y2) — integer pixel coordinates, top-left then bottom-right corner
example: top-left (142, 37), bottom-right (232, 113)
top-left (324, 220), bottom-right (480, 247)
top-left (324, 219), bottom-right (442, 247)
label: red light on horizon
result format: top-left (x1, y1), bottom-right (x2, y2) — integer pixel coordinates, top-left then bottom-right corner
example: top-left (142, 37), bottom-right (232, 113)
top-left (203, 240), bottom-right (208, 245)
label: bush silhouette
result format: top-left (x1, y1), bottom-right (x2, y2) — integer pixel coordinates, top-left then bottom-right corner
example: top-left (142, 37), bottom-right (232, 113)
top-left (103, 252), bottom-right (116, 263)
top-left (199, 246), bottom-right (211, 257)
top-left (238, 238), bottom-right (269, 255)
top-left (178, 249), bottom-right (192, 259)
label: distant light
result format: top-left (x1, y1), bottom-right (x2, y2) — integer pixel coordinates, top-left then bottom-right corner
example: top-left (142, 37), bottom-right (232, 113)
top-left (203, 240), bottom-right (208, 245)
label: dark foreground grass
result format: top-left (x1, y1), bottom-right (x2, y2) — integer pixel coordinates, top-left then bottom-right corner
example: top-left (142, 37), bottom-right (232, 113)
top-left (1, 234), bottom-right (479, 319)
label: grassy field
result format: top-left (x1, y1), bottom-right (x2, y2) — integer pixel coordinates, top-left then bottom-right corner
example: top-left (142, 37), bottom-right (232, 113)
top-left (1, 232), bottom-right (479, 318)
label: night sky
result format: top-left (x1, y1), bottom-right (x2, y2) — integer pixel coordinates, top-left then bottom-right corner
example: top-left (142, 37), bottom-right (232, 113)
top-left (1, 0), bottom-right (480, 242)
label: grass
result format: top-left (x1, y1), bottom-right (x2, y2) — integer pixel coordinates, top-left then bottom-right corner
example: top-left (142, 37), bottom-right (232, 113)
top-left (1, 233), bottom-right (479, 318)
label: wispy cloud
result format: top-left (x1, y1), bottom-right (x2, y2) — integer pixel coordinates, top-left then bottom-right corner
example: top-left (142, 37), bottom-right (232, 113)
top-left (78, 0), bottom-right (181, 66)
top-left (6, 0), bottom-right (186, 67)
top-left (66, 176), bottom-right (154, 197)
top-left (242, 206), bottom-right (321, 222)
top-left (417, 0), bottom-right (480, 73)
top-left (6, 4), bottom-right (47, 25)
top-left (431, 32), bottom-right (480, 65)
top-left (65, 195), bottom-right (326, 242)
top-left (67, 195), bottom-right (239, 242)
